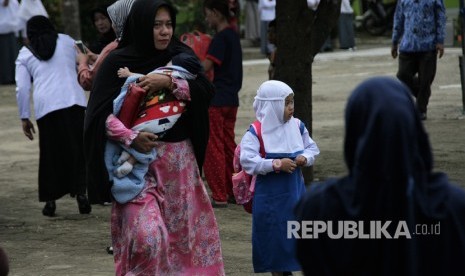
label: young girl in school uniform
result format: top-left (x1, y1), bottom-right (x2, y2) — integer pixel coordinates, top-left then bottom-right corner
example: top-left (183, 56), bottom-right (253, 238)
top-left (239, 80), bottom-right (320, 275)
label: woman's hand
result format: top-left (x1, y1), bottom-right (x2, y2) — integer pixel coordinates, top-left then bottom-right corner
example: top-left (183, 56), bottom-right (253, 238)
top-left (21, 119), bottom-right (35, 140)
top-left (75, 46), bottom-right (97, 66)
top-left (137, 73), bottom-right (171, 93)
top-left (76, 51), bottom-right (89, 65)
top-left (85, 48), bottom-right (98, 63)
top-left (131, 132), bottom-right (158, 153)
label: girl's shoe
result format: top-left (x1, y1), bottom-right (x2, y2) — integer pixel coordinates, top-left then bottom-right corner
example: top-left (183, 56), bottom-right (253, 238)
top-left (76, 194), bottom-right (92, 214)
top-left (42, 201), bottom-right (56, 217)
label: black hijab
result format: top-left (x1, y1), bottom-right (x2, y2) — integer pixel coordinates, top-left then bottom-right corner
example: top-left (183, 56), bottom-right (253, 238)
top-left (88, 6), bottom-right (117, 54)
top-left (84, 0), bottom-right (213, 204)
top-left (295, 77), bottom-right (465, 275)
top-left (26, 15), bottom-right (58, 61)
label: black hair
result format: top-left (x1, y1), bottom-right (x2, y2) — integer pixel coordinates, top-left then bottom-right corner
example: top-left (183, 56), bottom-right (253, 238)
top-left (90, 5), bottom-right (111, 26)
top-left (203, 0), bottom-right (231, 19)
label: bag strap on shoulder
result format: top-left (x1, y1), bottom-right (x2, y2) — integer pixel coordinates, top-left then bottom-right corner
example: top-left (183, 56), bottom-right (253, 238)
top-left (250, 120), bottom-right (265, 157)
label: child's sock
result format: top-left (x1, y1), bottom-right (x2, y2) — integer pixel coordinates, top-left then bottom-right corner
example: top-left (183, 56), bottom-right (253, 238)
top-left (116, 151), bottom-right (131, 165)
top-left (114, 161), bottom-right (133, 178)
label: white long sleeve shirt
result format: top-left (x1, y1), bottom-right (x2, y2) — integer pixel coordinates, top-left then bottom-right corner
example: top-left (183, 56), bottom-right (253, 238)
top-left (239, 124), bottom-right (320, 176)
top-left (15, 33), bottom-right (87, 120)
top-left (0, 0), bottom-right (20, 34)
top-left (258, 0), bottom-right (276, 21)
top-left (340, 0), bottom-right (353, 14)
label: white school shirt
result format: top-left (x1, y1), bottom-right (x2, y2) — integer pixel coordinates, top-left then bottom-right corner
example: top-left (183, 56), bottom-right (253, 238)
top-left (15, 33), bottom-right (87, 120)
top-left (0, 0), bottom-right (20, 34)
top-left (340, 0), bottom-right (354, 14)
top-left (258, 0), bottom-right (276, 21)
top-left (239, 123), bottom-right (320, 176)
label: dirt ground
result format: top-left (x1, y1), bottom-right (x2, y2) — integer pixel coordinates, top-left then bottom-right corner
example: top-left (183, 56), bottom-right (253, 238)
top-left (1, 45), bottom-right (464, 276)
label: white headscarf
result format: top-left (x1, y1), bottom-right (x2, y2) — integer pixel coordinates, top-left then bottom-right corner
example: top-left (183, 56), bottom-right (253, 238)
top-left (107, 0), bottom-right (136, 39)
top-left (253, 80), bottom-right (304, 156)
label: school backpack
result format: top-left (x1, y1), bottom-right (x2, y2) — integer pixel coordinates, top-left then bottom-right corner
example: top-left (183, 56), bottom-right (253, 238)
top-left (232, 120), bottom-right (264, 214)
top-left (179, 30), bottom-right (214, 81)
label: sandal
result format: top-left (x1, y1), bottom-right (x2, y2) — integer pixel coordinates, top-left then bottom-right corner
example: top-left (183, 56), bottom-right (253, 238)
top-left (211, 198), bottom-right (228, 208)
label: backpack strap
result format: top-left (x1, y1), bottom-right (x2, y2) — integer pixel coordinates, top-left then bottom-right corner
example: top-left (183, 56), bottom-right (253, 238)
top-left (297, 118), bottom-right (305, 135)
top-left (250, 120), bottom-right (265, 157)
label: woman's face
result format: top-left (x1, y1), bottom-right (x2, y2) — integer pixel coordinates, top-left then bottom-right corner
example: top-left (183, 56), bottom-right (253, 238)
top-left (93, 12), bottom-right (112, 34)
top-left (153, 7), bottom-right (173, 50)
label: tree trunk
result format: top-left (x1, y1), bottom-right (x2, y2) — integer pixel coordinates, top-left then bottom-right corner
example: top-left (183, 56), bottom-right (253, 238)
top-left (274, 0), bottom-right (341, 184)
top-left (61, 0), bottom-right (81, 39)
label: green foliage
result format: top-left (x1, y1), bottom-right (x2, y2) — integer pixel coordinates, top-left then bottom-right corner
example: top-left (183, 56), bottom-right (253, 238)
top-left (172, 0), bottom-right (207, 35)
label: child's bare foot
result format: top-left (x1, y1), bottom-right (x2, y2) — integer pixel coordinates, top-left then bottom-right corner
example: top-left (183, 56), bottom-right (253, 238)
top-left (116, 151), bottom-right (131, 165)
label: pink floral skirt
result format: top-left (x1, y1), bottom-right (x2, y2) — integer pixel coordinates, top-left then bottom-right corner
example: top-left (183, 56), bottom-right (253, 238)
top-left (111, 140), bottom-right (225, 275)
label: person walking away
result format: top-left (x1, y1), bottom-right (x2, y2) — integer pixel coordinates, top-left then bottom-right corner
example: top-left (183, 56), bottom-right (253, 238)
top-left (338, 0), bottom-right (355, 50)
top-left (15, 15), bottom-right (91, 217)
top-left (295, 76), bottom-right (465, 275)
top-left (202, 0), bottom-right (243, 207)
top-left (391, 0), bottom-right (446, 120)
top-left (258, 0), bottom-right (275, 56)
top-left (84, 0), bottom-right (224, 274)
top-left (267, 19), bottom-right (276, 79)
top-left (245, 0), bottom-right (260, 46)
top-left (0, 0), bottom-right (20, 85)
top-left (240, 80), bottom-right (320, 275)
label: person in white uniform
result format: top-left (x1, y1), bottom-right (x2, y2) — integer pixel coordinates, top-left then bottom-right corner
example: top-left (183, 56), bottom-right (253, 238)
top-left (15, 15), bottom-right (91, 217)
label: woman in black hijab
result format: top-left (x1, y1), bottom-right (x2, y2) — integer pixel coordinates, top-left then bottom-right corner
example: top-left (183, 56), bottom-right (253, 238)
top-left (88, 6), bottom-right (116, 54)
top-left (84, 0), bottom-right (224, 274)
top-left (294, 76), bottom-right (465, 275)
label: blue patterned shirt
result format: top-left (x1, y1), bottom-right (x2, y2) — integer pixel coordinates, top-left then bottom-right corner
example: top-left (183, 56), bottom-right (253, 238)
top-left (392, 0), bottom-right (446, 52)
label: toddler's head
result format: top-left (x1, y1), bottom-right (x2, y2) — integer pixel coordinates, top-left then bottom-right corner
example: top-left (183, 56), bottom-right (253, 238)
top-left (171, 52), bottom-right (202, 75)
top-left (253, 80), bottom-right (294, 124)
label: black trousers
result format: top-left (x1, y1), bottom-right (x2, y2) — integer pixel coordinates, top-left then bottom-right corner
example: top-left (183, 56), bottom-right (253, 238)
top-left (396, 51), bottom-right (437, 113)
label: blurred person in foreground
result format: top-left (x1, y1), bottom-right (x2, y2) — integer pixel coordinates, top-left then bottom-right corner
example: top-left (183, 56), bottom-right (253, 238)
top-left (294, 76), bottom-right (465, 275)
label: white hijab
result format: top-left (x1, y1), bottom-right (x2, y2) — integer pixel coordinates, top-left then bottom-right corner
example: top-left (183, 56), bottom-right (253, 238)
top-left (253, 80), bottom-right (304, 156)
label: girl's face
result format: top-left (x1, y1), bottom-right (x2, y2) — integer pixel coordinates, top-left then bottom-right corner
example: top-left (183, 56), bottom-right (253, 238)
top-left (93, 12), bottom-right (112, 34)
top-left (204, 8), bottom-right (219, 29)
top-left (284, 94), bottom-right (295, 122)
top-left (153, 7), bottom-right (173, 50)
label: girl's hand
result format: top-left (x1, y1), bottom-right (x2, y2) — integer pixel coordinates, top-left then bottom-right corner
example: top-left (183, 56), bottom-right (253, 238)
top-left (21, 119), bottom-right (35, 140)
top-left (131, 132), bottom-right (158, 153)
top-left (295, 155), bottom-right (307, 167)
top-left (281, 158), bottom-right (297, 174)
